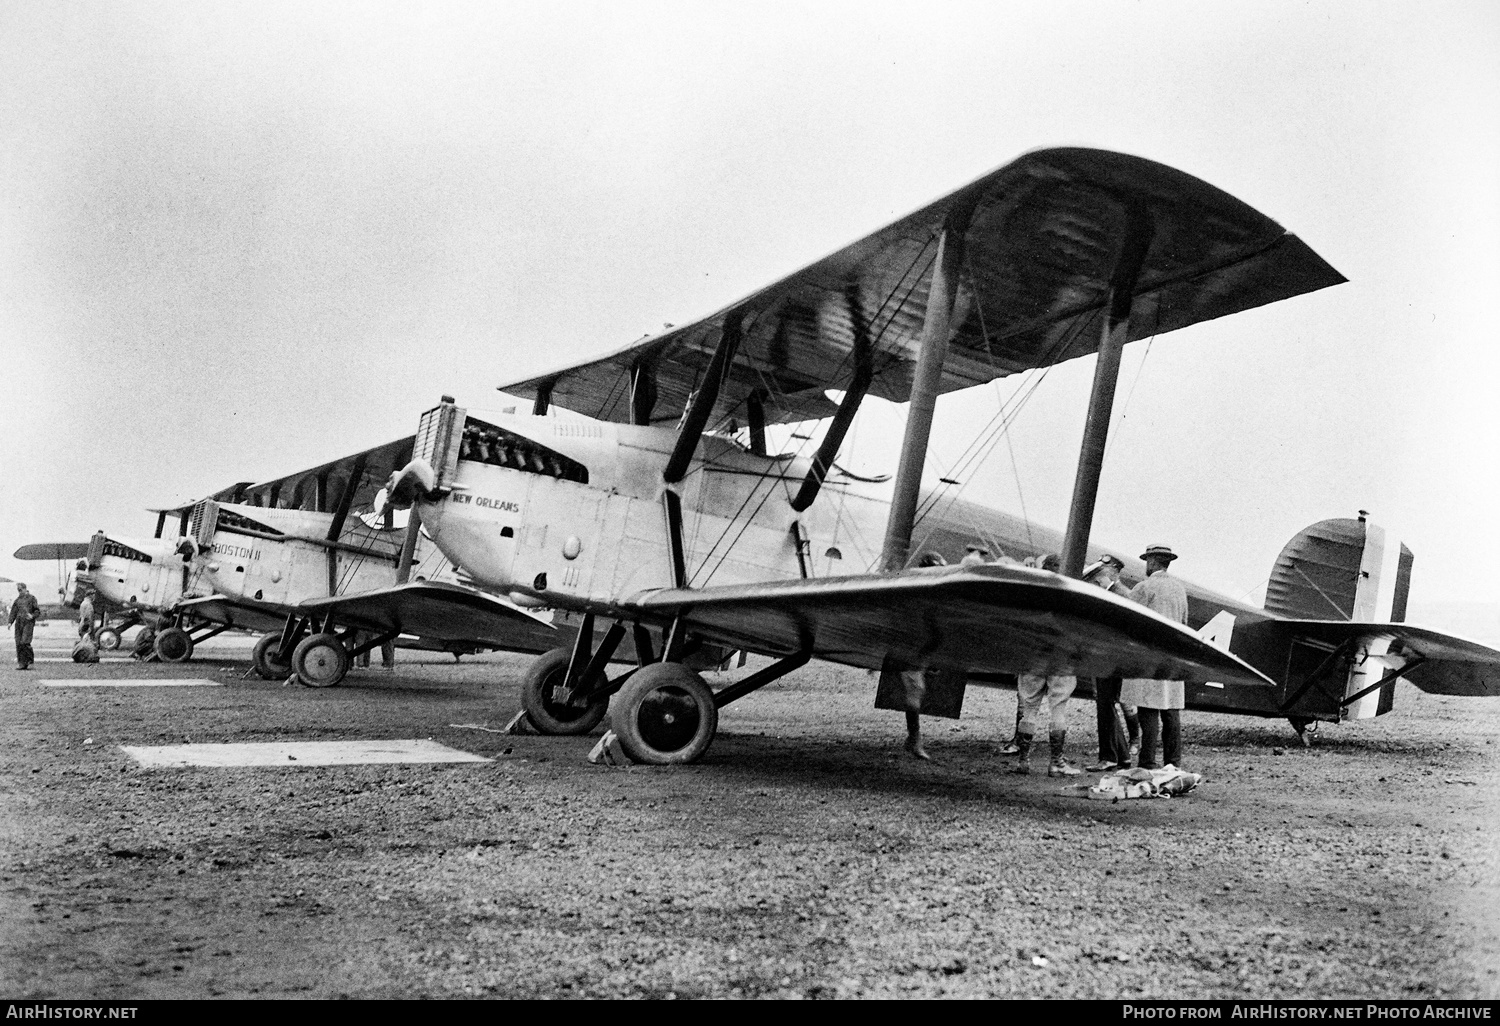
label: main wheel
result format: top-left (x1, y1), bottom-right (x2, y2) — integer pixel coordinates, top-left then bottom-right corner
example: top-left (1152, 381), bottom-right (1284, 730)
top-left (292, 633), bottom-right (350, 688)
top-left (154, 626), bottom-right (195, 663)
top-left (252, 632), bottom-right (292, 680)
top-left (521, 647), bottom-right (608, 735)
top-left (96, 628), bottom-right (121, 651)
top-left (609, 662), bottom-right (718, 765)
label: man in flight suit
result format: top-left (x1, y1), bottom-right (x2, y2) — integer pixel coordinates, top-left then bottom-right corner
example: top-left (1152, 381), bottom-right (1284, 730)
top-left (9, 582), bottom-right (41, 670)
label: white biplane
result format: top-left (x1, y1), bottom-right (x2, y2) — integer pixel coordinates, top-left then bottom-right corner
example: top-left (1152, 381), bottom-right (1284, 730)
top-left (366, 146), bottom-right (1494, 765)
top-left (19, 437), bottom-right (561, 680)
top-left (390, 147), bottom-right (1500, 760)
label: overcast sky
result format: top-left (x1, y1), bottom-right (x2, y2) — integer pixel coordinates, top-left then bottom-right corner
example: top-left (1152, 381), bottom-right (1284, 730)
top-left (2, 1), bottom-right (1497, 627)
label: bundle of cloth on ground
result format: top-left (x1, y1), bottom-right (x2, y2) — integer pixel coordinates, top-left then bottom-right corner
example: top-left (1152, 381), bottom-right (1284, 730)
top-left (1088, 766), bottom-right (1204, 800)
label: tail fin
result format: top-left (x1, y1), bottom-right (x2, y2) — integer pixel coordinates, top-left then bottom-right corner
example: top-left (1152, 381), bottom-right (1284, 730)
top-left (1265, 514), bottom-right (1415, 720)
top-left (1264, 514), bottom-right (1413, 623)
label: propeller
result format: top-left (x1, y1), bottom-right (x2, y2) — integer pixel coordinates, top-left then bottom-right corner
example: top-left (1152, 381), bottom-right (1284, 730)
top-left (375, 459), bottom-right (437, 515)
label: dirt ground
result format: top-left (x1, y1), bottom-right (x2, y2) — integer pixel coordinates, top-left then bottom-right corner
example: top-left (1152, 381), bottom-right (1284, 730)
top-left (1, 622), bottom-right (1497, 999)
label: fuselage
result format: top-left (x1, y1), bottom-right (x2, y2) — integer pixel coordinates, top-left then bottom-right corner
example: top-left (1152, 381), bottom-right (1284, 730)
top-left (192, 502), bottom-right (455, 607)
top-left (413, 405), bottom-right (1247, 609)
top-left (81, 502), bottom-right (462, 626)
top-left (411, 403), bottom-right (1419, 725)
top-left (78, 533), bottom-right (196, 615)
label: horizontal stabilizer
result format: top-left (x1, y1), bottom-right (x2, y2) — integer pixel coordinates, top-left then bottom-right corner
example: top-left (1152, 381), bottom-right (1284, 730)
top-left (14, 542), bottom-right (92, 561)
top-left (626, 563), bottom-right (1276, 688)
top-left (1272, 619), bottom-right (1500, 698)
top-left (298, 581), bottom-right (558, 651)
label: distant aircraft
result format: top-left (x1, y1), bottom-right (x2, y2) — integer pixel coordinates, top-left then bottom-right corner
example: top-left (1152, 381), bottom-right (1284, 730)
top-left (17, 439), bottom-right (561, 681)
top-left (379, 146), bottom-right (1500, 763)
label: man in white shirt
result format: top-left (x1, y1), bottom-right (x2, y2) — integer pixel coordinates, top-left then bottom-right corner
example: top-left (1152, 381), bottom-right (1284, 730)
top-left (1121, 545), bottom-right (1190, 768)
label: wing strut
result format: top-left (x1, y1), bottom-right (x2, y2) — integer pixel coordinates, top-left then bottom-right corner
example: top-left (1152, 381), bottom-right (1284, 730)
top-left (325, 453), bottom-right (368, 595)
top-left (662, 314), bottom-right (743, 484)
top-left (746, 390), bottom-right (767, 456)
top-left (791, 287), bottom-right (873, 512)
top-left (394, 507), bottom-right (422, 584)
top-left (533, 381), bottom-right (554, 416)
top-left (657, 314), bottom-right (745, 590)
top-left (1060, 205), bottom-right (1154, 578)
top-left (881, 222), bottom-right (968, 571)
top-left (629, 360), bottom-right (657, 425)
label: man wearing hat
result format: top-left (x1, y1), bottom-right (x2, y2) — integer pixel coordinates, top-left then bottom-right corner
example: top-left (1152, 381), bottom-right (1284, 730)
top-left (1082, 554), bottom-right (1136, 770)
top-left (1120, 545), bottom-right (1190, 768)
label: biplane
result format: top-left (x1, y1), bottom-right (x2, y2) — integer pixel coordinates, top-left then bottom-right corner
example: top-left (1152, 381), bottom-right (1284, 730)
top-left (381, 147), bottom-right (1500, 764)
top-left (17, 438), bottom-right (562, 680)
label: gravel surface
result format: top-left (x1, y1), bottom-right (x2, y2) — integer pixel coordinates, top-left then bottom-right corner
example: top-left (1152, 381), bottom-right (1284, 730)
top-left (2, 622), bottom-right (1497, 999)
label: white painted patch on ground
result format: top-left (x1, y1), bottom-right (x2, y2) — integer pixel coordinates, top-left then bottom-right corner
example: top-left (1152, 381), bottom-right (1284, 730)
top-left (29, 657), bottom-right (145, 663)
top-left (121, 739), bottom-right (492, 768)
top-left (39, 678), bottom-right (225, 687)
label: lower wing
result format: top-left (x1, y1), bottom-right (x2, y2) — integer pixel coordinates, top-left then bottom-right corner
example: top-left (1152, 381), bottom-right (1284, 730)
top-left (625, 563), bottom-right (1274, 689)
top-left (298, 580), bottom-right (558, 652)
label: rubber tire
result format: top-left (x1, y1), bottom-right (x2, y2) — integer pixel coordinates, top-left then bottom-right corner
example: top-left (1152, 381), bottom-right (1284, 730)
top-left (252, 632), bottom-right (292, 680)
top-left (292, 633), bottom-right (350, 688)
top-left (96, 628), bottom-right (121, 651)
top-left (154, 626), bottom-right (195, 663)
top-left (609, 662), bottom-right (718, 765)
top-left (521, 647), bottom-right (609, 735)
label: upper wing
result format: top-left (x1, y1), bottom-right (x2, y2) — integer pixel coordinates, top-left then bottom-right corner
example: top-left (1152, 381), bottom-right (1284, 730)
top-left (236, 437), bottom-right (415, 513)
top-left (1274, 619), bottom-right (1500, 698)
top-left (506, 147), bottom-right (1344, 427)
top-left (625, 563), bottom-right (1275, 688)
top-left (297, 581), bottom-right (559, 652)
top-left (157, 438), bottom-right (415, 515)
top-left (14, 542), bottom-right (93, 561)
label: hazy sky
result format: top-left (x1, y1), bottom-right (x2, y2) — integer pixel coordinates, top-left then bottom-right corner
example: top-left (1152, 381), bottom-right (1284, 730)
top-left (2, 1), bottom-right (1497, 621)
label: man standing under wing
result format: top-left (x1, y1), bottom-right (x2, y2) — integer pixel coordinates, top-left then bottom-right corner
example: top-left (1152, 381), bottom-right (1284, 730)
top-left (1082, 554), bottom-right (1134, 771)
top-left (1008, 554), bottom-right (1082, 777)
top-left (1121, 545), bottom-right (1190, 769)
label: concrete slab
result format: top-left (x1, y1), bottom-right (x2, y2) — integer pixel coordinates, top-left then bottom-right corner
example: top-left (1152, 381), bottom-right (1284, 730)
top-left (120, 739), bottom-right (492, 768)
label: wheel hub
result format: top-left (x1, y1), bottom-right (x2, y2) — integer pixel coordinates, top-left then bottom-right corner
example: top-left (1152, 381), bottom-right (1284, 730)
top-left (636, 685), bottom-right (701, 752)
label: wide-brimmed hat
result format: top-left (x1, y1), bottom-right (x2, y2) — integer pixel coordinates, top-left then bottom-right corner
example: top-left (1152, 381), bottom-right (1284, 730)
top-left (1139, 544), bottom-right (1178, 563)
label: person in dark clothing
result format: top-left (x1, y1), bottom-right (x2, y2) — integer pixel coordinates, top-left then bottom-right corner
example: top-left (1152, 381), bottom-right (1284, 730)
top-left (1082, 554), bottom-right (1134, 770)
top-left (8, 583), bottom-right (41, 670)
top-left (902, 550), bottom-right (950, 760)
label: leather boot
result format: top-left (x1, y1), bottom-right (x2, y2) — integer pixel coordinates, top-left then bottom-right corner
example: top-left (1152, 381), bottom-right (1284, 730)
top-left (1048, 729), bottom-right (1081, 777)
top-left (1010, 732), bottom-right (1034, 774)
top-left (998, 707), bottom-right (1024, 755)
